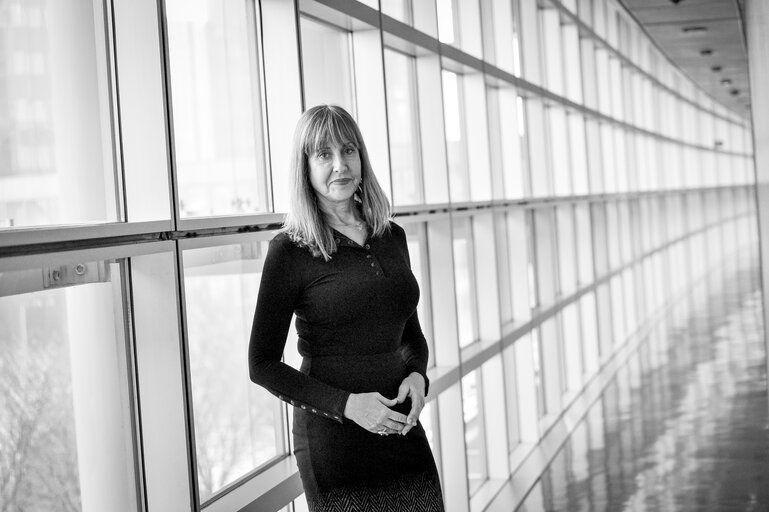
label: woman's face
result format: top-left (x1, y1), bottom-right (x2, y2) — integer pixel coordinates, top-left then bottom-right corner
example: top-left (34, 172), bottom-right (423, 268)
top-left (307, 140), bottom-right (362, 207)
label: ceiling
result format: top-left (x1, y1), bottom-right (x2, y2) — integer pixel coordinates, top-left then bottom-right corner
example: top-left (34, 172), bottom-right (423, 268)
top-left (618, 0), bottom-right (750, 118)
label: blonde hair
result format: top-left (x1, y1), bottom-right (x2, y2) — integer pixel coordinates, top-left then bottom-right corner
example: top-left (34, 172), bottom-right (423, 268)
top-left (283, 105), bottom-right (391, 260)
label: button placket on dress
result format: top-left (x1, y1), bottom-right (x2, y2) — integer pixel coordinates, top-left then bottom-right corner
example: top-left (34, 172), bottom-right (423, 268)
top-left (335, 231), bottom-right (383, 277)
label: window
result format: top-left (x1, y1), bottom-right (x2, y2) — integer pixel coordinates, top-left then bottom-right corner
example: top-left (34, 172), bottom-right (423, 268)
top-left (300, 17), bottom-right (355, 113)
top-left (442, 68), bottom-right (492, 202)
top-left (404, 222), bottom-right (435, 367)
top-left (462, 370), bottom-right (488, 494)
top-left (507, 210), bottom-right (533, 323)
top-left (0, 0), bottom-right (118, 227)
top-left (452, 217), bottom-right (479, 347)
top-left (0, 260), bottom-right (138, 510)
top-left (381, 0), bottom-right (412, 24)
top-left (436, 0), bottom-right (482, 57)
top-left (485, 0), bottom-right (522, 75)
top-left (442, 70), bottom-right (470, 202)
top-left (166, 0), bottom-right (270, 218)
top-left (385, 49), bottom-right (423, 206)
top-left (182, 240), bottom-right (287, 501)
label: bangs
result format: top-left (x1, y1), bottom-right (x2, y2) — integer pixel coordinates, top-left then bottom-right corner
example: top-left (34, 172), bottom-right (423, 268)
top-left (303, 107), bottom-right (361, 156)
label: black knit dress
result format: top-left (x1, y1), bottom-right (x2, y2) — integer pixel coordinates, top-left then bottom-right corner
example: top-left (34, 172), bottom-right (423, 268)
top-left (248, 222), bottom-right (444, 511)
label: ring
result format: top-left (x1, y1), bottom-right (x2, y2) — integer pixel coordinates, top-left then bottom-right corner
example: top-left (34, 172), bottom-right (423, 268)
top-left (377, 429), bottom-right (387, 436)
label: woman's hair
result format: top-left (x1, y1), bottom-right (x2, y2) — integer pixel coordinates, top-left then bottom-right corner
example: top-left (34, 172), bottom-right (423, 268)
top-left (283, 105), bottom-right (391, 260)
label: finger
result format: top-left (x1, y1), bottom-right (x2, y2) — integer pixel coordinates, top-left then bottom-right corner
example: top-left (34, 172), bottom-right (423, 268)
top-left (395, 384), bottom-right (409, 404)
top-left (375, 393), bottom-right (398, 408)
top-left (406, 397), bottom-right (424, 426)
top-left (373, 425), bottom-right (399, 436)
top-left (386, 409), bottom-right (409, 424)
top-left (383, 419), bottom-right (404, 431)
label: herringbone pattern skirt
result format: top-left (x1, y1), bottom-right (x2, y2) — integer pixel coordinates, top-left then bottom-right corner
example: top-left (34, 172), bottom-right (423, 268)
top-left (306, 470), bottom-right (444, 512)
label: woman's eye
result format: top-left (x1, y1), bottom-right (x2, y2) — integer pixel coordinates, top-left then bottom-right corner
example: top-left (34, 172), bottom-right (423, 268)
top-left (344, 147), bottom-right (356, 155)
top-left (317, 151), bottom-right (329, 159)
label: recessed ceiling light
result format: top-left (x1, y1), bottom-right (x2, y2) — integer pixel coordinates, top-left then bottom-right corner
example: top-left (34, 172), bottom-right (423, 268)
top-left (711, 65), bottom-right (722, 72)
top-left (683, 26), bottom-right (707, 33)
top-left (700, 48), bottom-right (713, 56)
top-left (721, 78), bottom-right (733, 86)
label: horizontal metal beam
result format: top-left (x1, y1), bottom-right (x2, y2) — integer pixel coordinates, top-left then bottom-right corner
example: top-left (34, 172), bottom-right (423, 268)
top-left (0, 185), bottom-right (753, 257)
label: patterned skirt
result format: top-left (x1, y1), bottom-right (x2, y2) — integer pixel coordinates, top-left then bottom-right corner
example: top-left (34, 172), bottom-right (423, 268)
top-left (294, 353), bottom-right (445, 512)
top-left (306, 471), bottom-right (445, 512)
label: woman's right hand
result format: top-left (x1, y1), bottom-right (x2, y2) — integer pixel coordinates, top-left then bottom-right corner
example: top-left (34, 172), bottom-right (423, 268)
top-left (344, 392), bottom-right (409, 435)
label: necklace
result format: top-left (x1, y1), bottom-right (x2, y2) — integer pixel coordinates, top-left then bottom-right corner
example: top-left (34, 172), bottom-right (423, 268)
top-left (328, 219), bottom-right (365, 231)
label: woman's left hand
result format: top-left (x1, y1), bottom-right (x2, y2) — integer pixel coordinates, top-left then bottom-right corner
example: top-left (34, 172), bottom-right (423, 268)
top-left (395, 372), bottom-right (426, 435)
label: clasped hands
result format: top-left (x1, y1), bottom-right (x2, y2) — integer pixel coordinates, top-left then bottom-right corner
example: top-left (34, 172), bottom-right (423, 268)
top-left (343, 372), bottom-right (425, 436)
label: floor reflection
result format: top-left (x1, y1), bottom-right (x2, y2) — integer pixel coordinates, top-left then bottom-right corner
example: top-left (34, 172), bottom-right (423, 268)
top-left (518, 256), bottom-right (769, 512)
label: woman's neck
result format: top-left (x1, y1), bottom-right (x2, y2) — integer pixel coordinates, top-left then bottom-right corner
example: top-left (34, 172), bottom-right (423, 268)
top-left (319, 199), bottom-right (361, 226)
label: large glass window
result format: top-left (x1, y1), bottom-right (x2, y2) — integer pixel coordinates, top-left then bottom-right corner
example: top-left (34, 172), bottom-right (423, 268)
top-left (182, 240), bottom-right (286, 501)
top-left (452, 217), bottom-right (479, 348)
top-left (0, 0), bottom-right (119, 228)
top-left (300, 17), bottom-right (355, 113)
top-left (442, 70), bottom-right (469, 203)
top-left (0, 260), bottom-right (138, 510)
top-left (462, 370), bottom-right (488, 495)
top-left (166, 0), bottom-right (269, 218)
top-left (404, 222), bottom-right (435, 367)
top-left (385, 49), bottom-right (423, 206)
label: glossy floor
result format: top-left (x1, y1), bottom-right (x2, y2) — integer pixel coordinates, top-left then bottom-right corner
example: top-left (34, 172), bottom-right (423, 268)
top-left (518, 256), bottom-right (769, 512)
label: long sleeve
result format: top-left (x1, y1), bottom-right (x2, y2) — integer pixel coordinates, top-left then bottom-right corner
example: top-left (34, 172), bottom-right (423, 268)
top-left (248, 235), bottom-right (350, 423)
top-left (400, 309), bottom-right (431, 397)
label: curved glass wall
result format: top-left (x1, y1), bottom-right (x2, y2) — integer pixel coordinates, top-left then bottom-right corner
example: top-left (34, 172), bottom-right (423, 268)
top-left (0, 0), bottom-right (758, 511)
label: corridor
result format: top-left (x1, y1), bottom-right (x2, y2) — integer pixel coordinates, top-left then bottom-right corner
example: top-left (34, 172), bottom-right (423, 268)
top-left (517, 252), bottom-right (769, 511)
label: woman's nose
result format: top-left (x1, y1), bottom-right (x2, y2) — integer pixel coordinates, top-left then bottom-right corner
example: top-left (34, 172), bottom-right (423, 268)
top-left (332, 152), bottom-right (347, 172)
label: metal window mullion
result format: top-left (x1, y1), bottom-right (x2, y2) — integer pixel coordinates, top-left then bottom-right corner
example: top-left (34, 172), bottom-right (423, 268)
top-left (124, 258), bottom-right (149, 512)
top-left (171, 240), bottom-right (202, 509)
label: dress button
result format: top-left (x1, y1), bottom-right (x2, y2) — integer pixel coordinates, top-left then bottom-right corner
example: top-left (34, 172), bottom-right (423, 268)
top-left (370, 262), bottom-right (375, 267)
top-left (335, 238), bottom-right (340, 243)
top-left (376, 271), bottom-right (382, 276)
top-left (365, 244), bottom-right (370, 249)
top-left (366, 254), bottom-right (372, 259)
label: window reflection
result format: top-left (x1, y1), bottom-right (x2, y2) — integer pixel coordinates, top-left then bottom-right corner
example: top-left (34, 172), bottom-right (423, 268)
top-left (182, 241), bottom-right (286, 501)
top-left (166, 0), bottom-right (270, 218)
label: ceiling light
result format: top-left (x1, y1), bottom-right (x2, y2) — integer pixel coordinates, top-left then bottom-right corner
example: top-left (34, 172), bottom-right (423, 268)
top-left (711, 65), bottom-right (722, 72)
top-left (683, 26), bottom-right (707, 33)
top-left (721, 78), bottom-right (733, 86)
top-left (700, 48), bottom-right (713, 56)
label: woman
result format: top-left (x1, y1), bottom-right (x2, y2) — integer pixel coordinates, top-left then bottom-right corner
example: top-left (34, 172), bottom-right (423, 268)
top-left (248, 105), bottom-right (445, 511)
